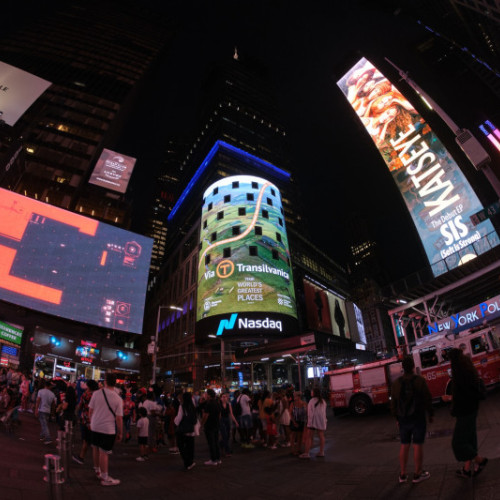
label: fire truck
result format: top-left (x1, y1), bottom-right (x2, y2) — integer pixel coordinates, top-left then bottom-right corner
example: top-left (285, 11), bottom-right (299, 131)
top-left (326, 326), bottom-right (500, 416)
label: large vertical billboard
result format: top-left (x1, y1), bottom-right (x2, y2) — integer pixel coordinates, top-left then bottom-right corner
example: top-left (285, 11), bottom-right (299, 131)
top-left (197, 175), bottom-right (297, 338)
top-left (88, 149), bottom-right (137, 194)
top-left (303, 279), bottom-right (350, 338)
top-left (0, 61), bottom-right (51, 126)
top-left (0, 188), bottom-right (152, 333)
top-left (338, 58), bottom-right (499, 276)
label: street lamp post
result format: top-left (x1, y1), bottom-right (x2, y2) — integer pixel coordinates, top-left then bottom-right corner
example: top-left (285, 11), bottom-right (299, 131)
top-left (152, 305), bottom-right (183, 385)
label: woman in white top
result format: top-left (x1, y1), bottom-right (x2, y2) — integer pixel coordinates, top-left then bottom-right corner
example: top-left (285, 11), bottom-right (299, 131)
top-left (299, 387), bottom-right (327, 459)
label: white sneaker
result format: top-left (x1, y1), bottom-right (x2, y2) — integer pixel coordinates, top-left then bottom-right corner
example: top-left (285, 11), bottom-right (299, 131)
top-left (204, 460), bottom-right (218, 466)
top-left (187, 462), bottom-right (196, 470)
top-left (101, 476), bottom-right (120, 486)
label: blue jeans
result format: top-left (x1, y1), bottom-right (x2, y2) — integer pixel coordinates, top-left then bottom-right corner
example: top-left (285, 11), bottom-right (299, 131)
top-left (39, 412), bottom-right (50, 440)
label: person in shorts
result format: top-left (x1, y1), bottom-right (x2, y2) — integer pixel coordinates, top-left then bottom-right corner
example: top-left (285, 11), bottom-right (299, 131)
top-left (391, 356), bottom-right (433, 484)
top-left (89, 373), bottom-right (123, 486)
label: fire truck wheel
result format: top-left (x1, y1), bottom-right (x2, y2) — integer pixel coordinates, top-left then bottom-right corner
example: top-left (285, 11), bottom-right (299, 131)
top-left (349, 394), bottom-right (373, 416)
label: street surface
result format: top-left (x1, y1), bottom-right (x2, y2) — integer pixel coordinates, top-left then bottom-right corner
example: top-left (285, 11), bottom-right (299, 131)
top-left (1, 390), bottom-right (500, 499)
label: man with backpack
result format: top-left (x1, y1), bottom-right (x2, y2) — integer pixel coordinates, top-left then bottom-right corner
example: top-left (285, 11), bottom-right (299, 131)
top-left (391, 355), bottom-right (434, 484)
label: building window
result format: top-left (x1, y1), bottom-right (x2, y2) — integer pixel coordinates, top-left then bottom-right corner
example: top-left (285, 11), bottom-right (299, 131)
top-left (267, 197), bottom-right (273, 206)
top-left (203, 220), bottom-right (207, 229)
top-left (262, 209), bottom-right (269, 219)
top-left (211, 232), bottom-right (217, 242)
top-left (217, 211), bottom-right (224, 220)
top-left (205, 255), bottom-right (211, 265)
top-left (208, 202), bottom-right (213, 211)
top-left (276, 233), bottom-right (282, 242)
top-left (247, 193), bottom-right (254, 201)
top-left (238, 207), bottom-right (246, 216)
top-left (272, 249), bottom-right (279, 260)
top-left (252, 181), bottom-right (258, 189)
top-left (232, 181), bottom-right (239, 189)
top-left (224, 194), bottom-right (231, 203)
top-left (278, 217), bottom-right (283, 226)
top-left (249, 246), bottom-right (258, 256)
top-left (271, 188), bottom-right (276, 196)
top-left (232, 226), bottom-right (240, 236)
top-left (223, 248), bottom-right (231, 258)
top-left (213, 187), bottom-right (219, 195)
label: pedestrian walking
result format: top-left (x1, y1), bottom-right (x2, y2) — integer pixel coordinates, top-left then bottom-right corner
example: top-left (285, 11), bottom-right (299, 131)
top-left (445, 348), bottom-right (488, 477)
top-left (89, 373), bottom-right (123, 486)
top-left (201, 389), bottom-right (221, 465)
top-left (136, 407), bottom-right (149, 461)
top-left (174, 392), bottom-right (198, 470)
top-left (219, 392), bottom-right (238, 456)
top-left (391, 355), bottom-right (433, 484)
top-left (34, 379), bottom-right (56, 445)
top-left (289, 391), bottom-right (307, 456)
top-left (73, 379), bottom-right (99, 465)
top-left (300, 386), bottom-right (327, 458)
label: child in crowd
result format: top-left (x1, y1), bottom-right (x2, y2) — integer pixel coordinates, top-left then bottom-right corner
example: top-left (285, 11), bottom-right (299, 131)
top-left (136, 407), bottom-right (149, 461)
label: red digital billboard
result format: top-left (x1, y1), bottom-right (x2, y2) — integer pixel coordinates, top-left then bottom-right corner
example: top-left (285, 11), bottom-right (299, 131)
top-left (0, 188), bottom-right (152, 334)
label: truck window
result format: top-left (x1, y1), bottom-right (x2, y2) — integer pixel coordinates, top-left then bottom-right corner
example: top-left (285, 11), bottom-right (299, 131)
top-left (441, 347), bottom-right (453, 363)
top-left (419, 346), bottom-right (438, 368)
top-left (488, 331), bottom-right (499, 350)
top-left (470, 336), bottom-right (488, 355)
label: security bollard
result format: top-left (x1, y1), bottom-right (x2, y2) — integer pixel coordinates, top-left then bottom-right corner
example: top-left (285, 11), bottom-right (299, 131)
top-left (57, 430), bottom-right (69, 481)
top-left (43, 453), bottom-right (64, 500)
top-left (64, 420), bottom-right (73, 467)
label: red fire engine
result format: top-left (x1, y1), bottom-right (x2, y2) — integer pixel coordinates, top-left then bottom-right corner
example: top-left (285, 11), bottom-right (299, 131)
top-left (326, 326), bottom-right (500, 415)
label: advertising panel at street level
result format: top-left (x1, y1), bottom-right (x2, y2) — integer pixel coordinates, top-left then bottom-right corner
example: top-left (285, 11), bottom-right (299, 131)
top-left (337, 58), bottom-right (499, 277)
top-left (0, 61), bottom-right (52, 126)
top-left (196, 175), bottom-right (297, 338)
top-left (0, 188), bottom-right (152, 334)
top-left (88, 148), bottom-right (137, 194)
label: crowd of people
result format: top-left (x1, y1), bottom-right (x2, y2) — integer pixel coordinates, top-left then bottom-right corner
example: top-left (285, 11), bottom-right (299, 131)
top-left (1, 366), bottom-right (329, 486)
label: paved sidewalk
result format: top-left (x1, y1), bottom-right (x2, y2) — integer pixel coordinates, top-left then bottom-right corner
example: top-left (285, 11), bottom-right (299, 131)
top-left (1, 391), bottom-right (500, 500)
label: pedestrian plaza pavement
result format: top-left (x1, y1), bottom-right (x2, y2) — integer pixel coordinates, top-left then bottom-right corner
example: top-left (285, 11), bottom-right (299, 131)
top-left (1, 391), bottom-right (500, 499)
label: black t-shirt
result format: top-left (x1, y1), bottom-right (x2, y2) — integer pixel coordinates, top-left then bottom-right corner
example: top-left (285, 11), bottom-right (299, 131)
top-left (203, 398), bottom-right (221, 430)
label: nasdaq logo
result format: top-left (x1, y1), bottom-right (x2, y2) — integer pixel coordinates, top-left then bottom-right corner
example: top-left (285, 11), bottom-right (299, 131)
top-left (216, 313), bottom-right (238, 336)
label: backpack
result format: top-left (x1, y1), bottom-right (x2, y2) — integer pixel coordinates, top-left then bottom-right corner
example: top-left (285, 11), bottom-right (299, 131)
top-left (396, 375), bottom-right (417, 418)
top-left (233, 396), bottom-right (242, 418)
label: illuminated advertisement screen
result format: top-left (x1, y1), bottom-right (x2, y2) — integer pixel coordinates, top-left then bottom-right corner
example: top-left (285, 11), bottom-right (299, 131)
top-left (75, 340), bottom-right (100, 365)
top-left (88, 148), bottom-right (137, 194)
top-left (100, 347), bottom-right (141, 373)
top-left (303, 279), bottom-right (350, 338)
top-left (197, 175), bottom-right (298, 338)
top-left (0, 188), bottom-right (152, 333)
top-left (0, 61), bottom-right (52, 126)
top-left (0, 320), bottom-right (23, 346)
top-left (337, 58), bottom-right (499, 276)
top-left (32, 331), bottom-right (77, 361)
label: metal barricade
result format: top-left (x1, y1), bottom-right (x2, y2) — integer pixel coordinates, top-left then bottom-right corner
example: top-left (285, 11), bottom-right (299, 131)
top-left (57, 430), bottom-right (69, 481)
top-left (43, 454), bottom-right (64, 500)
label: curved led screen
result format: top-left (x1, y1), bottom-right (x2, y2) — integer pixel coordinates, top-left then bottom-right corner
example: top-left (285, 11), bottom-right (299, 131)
top-left (337, 58), bottom-right (499, 276)
top-left (196, 175), bottom-right (297, 338)
top-left (0, 188), bottom-right (152, 334)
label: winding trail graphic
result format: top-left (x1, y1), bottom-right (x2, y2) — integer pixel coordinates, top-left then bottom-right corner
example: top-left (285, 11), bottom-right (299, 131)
top-left (198, 181), bottom-right (272, 270)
